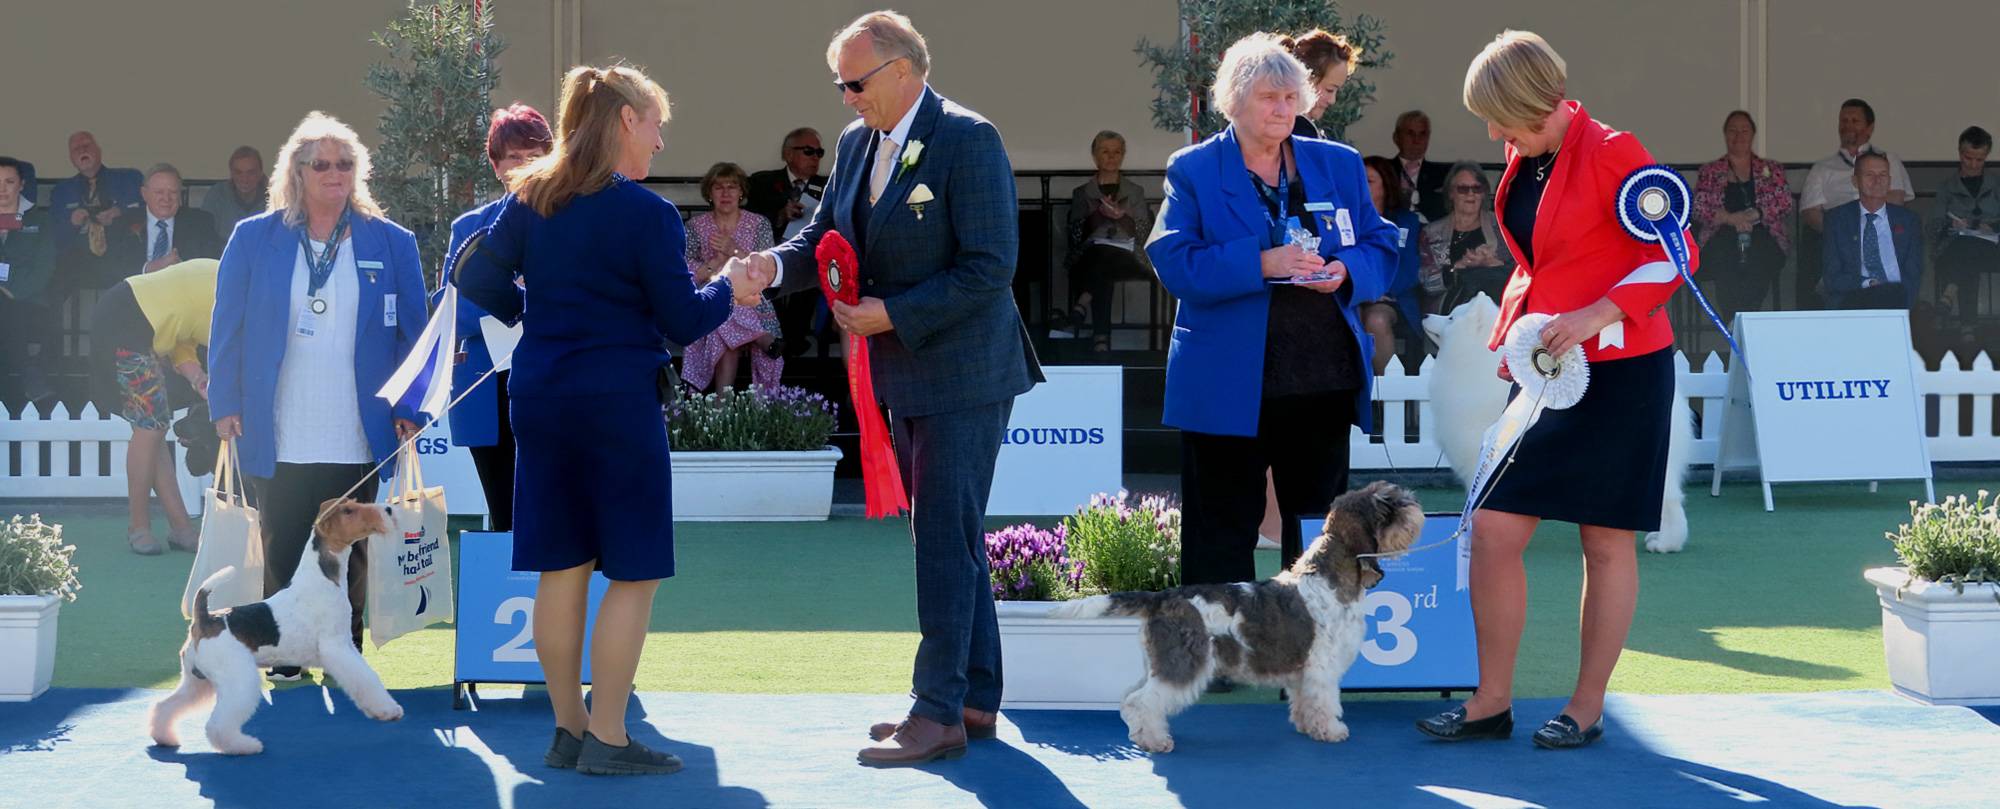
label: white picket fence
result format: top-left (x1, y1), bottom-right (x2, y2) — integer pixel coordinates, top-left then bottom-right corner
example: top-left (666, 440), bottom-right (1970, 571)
top-left (6, 350), bottom-right (2000, 499)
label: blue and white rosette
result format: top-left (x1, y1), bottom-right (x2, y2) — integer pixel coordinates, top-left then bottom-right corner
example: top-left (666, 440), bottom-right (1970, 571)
top-left (1616, 165), bottom-right (1747, 371)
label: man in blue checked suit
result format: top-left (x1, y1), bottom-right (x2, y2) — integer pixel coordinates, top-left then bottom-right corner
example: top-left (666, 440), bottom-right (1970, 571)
top-left (1822, 151), bottom-right (1923, 310)
top-left (762, 10), bottom-right (1042, 767)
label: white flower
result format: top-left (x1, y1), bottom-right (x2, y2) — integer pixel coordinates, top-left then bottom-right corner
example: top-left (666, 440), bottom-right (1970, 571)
top-left (901, 140), bottom-right (924, 172)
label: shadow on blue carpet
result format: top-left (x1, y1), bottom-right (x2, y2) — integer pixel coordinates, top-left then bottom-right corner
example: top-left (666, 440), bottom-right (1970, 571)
top-left (5, 687), bottom-right (1996, 808)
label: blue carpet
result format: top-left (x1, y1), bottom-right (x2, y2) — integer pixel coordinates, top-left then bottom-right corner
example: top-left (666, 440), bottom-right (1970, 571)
top-left (2, 688), bottom-right (1995, 808)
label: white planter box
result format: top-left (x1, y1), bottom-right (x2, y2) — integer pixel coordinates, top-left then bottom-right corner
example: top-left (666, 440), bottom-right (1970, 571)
top-left (669, 448), bottom-right (842, 522)
top-left (1866, 567), bottom-right (2000, 706)
top-left (996, 600), bottom-right (1146, 710)
top-left (0, 594), bottom-right (60, 702)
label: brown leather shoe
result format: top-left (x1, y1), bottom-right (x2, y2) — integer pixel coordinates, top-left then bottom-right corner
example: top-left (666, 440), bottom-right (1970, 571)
top-left (869, 707), bottom-right (997, 741)
top-left (858, 715), bottom-right (967, 767)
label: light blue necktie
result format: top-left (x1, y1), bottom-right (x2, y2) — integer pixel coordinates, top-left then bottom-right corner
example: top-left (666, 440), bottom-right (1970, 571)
top-left (1862, 212), bottom-right (1886, 284)
top-left (150, 220), bottom-right (170, 262)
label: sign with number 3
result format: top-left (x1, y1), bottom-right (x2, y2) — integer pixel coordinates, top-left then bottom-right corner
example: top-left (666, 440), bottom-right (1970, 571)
top-left (1304, 515), bottom-right (1479, 691)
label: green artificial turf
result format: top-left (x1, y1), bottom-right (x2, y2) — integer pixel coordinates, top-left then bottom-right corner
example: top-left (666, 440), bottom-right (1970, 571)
top-left (24, 480), bottom-right (1952, 699)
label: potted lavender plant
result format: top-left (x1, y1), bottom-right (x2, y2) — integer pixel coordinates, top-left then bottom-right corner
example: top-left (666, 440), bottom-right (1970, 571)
top-left (1865, 492), bottom-right (2000, 706)
top-left (989, 492), bottom-right (1181, 709)
top-left (665, 385), bottom-right (843, 521)
top-left (1, 515), bottom-right (79, 701)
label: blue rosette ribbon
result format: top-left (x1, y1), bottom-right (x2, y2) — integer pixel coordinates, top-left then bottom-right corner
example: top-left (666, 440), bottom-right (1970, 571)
top-left (1616, 165), bottom-right (1747, 371)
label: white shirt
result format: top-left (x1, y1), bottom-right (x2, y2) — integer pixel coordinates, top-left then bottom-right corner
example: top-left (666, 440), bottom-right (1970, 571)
top-left (273, 236), bottom-right (372, 464)
top-left (782, 168), bottom-right (820, 242)
top-left (141, 211), bottom-right (174, 273)
top-left (1799, 145), bottom-right (1913, 213)
top-left (1857, 201), bottom-right (1903, 285)
top-left (875, 86), bottom-right (929, 170)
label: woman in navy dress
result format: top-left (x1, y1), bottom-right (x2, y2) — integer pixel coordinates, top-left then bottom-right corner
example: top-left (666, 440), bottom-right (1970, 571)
top-left (458, 65), bottom-right (772, 775)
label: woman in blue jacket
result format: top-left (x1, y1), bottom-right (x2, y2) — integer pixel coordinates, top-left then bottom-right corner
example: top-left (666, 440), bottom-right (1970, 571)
top-left (208, 113), bottom-right (425, 674)
top-left (1362, 155), bottom-right (1426, 373)
top-left (430, 104), bottom-right (554, 532)
top-left (457, 66), bottom-right (770, 776)
top-left (1147, 34), bottom-right (1398, 584)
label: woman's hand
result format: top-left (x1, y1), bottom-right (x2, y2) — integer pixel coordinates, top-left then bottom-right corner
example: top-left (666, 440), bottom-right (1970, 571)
top-left (707, 230), bottom-right (733, 258)
top-left (1260, 243), bottom-right (1321, 280)
top-left (1539, 299), bottom-right (1626, 357)
top-left (175, 360), bottom-right (209, 400)
top-left (395, 418), bottom-right (421, 442)
top-left (215, 415), bottom-right (242, 440)
top-left (1301, 260), bottom-right (1347, 294)
top-left (721, 255), bottom-right (772, 305)
top-left (1497, 359), bottom-right (1513, 382)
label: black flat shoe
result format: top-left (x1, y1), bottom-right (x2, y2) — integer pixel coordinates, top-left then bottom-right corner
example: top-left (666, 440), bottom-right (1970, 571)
top-left (1415, 706), bottom-right (1513, 741)
top-left (1532, 714), bottom-right (1604, 749)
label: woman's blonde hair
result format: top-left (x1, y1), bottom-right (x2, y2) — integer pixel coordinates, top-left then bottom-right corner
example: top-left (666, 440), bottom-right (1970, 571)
top-left (268, 112), bottom-right (384, 226)
top-left (511, 65), bottom-right (671, 217)
top-left (1213, 32), bottom-right (1313, 125)
top-left (1463, 30), bottom-right (1567, 131)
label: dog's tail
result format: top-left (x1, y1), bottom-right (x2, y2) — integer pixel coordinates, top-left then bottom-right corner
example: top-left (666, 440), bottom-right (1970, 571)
top-left (1044, 592), bottom-right (1161, 620)
top-left (189, 566), bottom-right (236, 639)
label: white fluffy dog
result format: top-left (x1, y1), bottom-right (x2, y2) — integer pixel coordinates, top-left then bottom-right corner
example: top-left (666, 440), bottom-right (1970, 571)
top-left (1049, 482), bottom-right (1424, 753)
top-left (1423, 295), bottom-right (1693, 552)
top-left (148, 498), bottom-right (404, 755)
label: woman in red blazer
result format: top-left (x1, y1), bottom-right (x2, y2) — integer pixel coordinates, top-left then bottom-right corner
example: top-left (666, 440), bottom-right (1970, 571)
top-left (1416, 31), bottom-right (1692, 751)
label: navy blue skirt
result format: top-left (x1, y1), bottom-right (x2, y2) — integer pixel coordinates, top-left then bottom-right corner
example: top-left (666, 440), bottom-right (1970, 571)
top-left (1476, 347), bottom-right (1674, 532)
top-left (510, 391), bottom-right (676, 580)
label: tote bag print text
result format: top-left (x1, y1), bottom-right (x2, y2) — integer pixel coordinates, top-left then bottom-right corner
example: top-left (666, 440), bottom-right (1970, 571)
top-left (369, 445), bottom-right (454, 646)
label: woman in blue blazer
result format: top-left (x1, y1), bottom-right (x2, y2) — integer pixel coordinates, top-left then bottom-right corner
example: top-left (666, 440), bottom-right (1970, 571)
top-left (1147, 34), bottom-right (1397, 584)
top-left (428, 104), bottom-right (554, 532)
top-left (1362, 155), bottom-right (1426, 373)
top-left (457, 66), bottom-right (771, 775)
top-left (208, 113), bottom-right (425, 671)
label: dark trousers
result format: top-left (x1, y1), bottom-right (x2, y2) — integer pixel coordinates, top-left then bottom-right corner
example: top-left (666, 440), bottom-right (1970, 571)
top-left (251, 462), bottom-right (379, 651)
top-left (467, 371), bottom-right (516, 532)
top-left (774, 291), bottom-right (828, 358)
top-left (1795, 228), bottom-right (1825, 310)
top-left (1698, 228), bottom-right (1786, 324)
top-left (1181, 392), bottom-right (1357, 584)
top-left (890, 399), bottom-right (1012, 725)
top-left (1842, 282), bottom-right (1910, 311)
top-left (1936, 237), bottom-right (2000, 318)
top-left (1069, 244), bottom-right (1147, 339)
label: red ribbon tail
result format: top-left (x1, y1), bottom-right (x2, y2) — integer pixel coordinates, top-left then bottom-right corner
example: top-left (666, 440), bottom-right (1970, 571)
top-left (846, 334), bottom-right (908, 519)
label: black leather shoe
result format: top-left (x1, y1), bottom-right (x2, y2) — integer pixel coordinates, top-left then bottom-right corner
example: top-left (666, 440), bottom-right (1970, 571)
top-left (1415, 706), bottom-right (1514, 741)
top-left (1532, 714), bottom-right (1604, 749)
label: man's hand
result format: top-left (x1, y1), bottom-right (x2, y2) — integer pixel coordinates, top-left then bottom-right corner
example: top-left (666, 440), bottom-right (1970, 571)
top-left (176, 360), bottom-right (208, 399)
top-left (145, 248), bottom-right (181, 273)
top-left (783, 200), bottom-right (806, 222)
top-left (94, 207), bottom-right (121, 226)
top-left (832, 297), bottom-right (893, 336)
top-left (70, 208), bottom-right (89, 228)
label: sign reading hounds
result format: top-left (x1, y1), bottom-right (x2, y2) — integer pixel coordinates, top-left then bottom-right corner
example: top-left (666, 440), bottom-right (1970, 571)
top-left (988, 366), bottom-right (1124, 516)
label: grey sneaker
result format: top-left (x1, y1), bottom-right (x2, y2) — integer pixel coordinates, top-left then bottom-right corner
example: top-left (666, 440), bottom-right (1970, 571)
top-left (576, 731), bottom-right (683, 776)
top-left (544, 729), bottom-right (584, 769)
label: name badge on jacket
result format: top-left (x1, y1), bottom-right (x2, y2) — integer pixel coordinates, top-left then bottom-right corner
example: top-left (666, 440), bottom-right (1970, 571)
top-left (384, 293), bottom-right (398, 328)
top-left (359, 259), bottom-right (384, 283)
top-left (1335, 209), bottom-right (1355, 247)
top-left (0, 262), bottom-right (10, 284)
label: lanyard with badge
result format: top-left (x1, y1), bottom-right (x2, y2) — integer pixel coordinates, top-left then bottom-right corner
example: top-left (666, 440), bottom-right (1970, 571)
top-left (296, 205), bottom-right (351, 339)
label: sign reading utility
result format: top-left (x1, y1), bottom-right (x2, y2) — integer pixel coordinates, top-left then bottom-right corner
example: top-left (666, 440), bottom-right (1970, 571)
top-left (1774, 380), bottom-right (1892, 401)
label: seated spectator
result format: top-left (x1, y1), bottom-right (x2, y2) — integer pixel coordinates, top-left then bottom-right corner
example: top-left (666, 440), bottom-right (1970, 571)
top-left (745, 127), bottom-right (829, 358)
top-left (49, 131), bottom-right (143, 294)
top-left (680, 162), bottom-right (781, 392)
top-left (201, 146), bottom-right (269, 240)
top-left (1823, 152), bottom-right (1922, 310)
top-left (117, 164), bottom-right (223, 276)
top-left (0, 156), bottom-right (58, 404)
top-left (1930, 126), bottom-right (2000, 319)
top-left (1798, 99), bottom-right (1913, 309)
top-left (1419, 161), bottom-right (1514, 313)
top-left (1361, 155), bottom-right (1423, 373)
top-left (1285, 29), bottom-right (1355, 139)
top-left (1392, 110), bottom-right (1450, 222)
top-left (1693, 110), bottom-right (1792, 323)
top-left (1059, 130), bottom-right (1152, 351)
top-left (89, 258), bottom-right (217, 555)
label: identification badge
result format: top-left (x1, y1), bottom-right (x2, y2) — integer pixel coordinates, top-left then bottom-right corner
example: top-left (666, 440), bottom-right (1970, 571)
top-left (1396, 225), bottom-right (1409, 249)
top-left (1335, 208), bottom-right (1355, 246)
top-left (357, 259), bottom-right (385, 269)
top-left (1303, 201), bottom-right (1336, 212)
top-left (0, 262), bottom-right (9, 284)
top-left (384, 294), bottom-right (398, 327)
top-left (296, 307), bottom-right (320, 338)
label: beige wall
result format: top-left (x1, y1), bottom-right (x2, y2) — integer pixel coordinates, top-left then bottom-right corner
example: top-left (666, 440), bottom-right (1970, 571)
top-left (6, 1), bottom-right (1994, 188)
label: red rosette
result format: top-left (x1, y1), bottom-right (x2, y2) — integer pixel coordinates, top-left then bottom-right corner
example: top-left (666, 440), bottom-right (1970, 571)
top-left (815, 232), bottom-right (908, 518)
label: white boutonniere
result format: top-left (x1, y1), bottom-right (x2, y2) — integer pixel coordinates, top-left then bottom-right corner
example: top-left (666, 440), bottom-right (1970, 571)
top-left (897, 140), bottom-right (924, 180)
top-left (907, 183), bottom-right (935, 220)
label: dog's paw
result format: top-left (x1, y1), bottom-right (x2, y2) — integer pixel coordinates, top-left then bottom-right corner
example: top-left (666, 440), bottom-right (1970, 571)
top-left (1644, 531), bottom-right (1686, 553)
top-left (214, 735), bottom-right (264, 756)
top-left (149, 733), bottom-right (181, 749)
top-left (1130, 730), bottom-right (1175, 754)
top-left (363, 699), bottom-right (404, 722)
top-left (1306, 721), bottom-right (1351, 743)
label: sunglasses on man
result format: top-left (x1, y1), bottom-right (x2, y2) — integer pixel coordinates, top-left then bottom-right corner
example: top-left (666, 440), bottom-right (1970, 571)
top-left (790, 146), bottom-right (826, 158)
top-left (834, 57), bottom-right (904, 94)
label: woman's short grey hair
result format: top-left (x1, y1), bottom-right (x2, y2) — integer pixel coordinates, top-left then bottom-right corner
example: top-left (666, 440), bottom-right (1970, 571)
top-left (826, 11), bottom-right (930, 77)
top-left (1447, 160), bottom-right (1490, 199)
top-left (1090, 130), bottom-right (1125, 152)
top-left (1213, 33), bottom-right (1313, 125)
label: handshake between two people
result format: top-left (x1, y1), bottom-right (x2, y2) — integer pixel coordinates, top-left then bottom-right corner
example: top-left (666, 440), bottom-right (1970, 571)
top-left (719, 252), bottom-right (895, 337)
